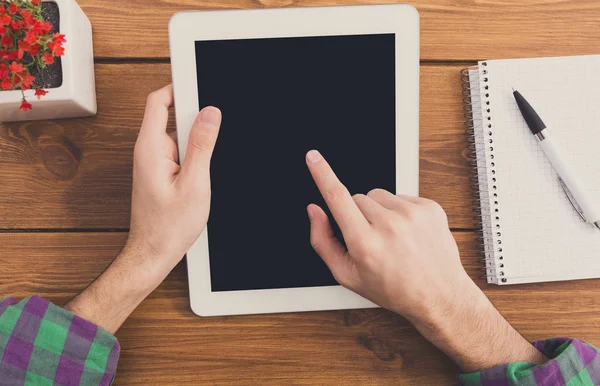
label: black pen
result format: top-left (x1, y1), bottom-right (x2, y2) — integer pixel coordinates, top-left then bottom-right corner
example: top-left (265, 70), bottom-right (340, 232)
top-left (513, 89), bottom-right (600, 229)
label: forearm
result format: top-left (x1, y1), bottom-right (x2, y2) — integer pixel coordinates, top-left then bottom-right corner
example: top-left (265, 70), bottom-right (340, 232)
top-left (64, 244), bottom-right (168, 334)
top-left (409, 274), bottom-right (546, 372)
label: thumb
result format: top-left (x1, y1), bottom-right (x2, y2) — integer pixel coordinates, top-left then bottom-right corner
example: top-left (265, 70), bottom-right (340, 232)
top-left (307, 204), bottom-right (354, 287)
top-left (180, 106), bottom-right (222, 183)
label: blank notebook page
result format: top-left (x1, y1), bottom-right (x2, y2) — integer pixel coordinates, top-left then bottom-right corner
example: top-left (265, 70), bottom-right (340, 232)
top-left (484, 55), bottom-right (600, 284)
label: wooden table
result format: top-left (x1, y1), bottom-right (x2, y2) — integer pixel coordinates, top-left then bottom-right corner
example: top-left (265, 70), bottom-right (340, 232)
top-left (2, 0), bottom-right (600, 384)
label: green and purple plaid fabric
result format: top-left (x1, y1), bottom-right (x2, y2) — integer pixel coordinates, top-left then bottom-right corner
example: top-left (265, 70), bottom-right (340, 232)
top-left (459, 338), bottom-right (600, 385)
top-left (0, 296), bottom-right (120, 386)
top-left (2, 296), bottom-right (599, 385)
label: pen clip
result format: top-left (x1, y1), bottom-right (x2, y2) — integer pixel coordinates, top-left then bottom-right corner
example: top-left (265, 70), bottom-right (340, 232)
top-left (558, 177), bottom-right (588, 222)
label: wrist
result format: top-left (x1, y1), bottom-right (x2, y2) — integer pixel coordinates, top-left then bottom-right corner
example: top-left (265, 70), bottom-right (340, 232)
top-left (413, 281), bottom-right (491, 342)
top-left (111, 248), bottom-right (165, 295)
top-left (407, 275), bottom-right (546, 372)
top-left (121, 236), bottom-right (182, 286)
top-left (64, 246), bottom-right (163, 334)
top-left (402, 271), bottom-right (479, 334)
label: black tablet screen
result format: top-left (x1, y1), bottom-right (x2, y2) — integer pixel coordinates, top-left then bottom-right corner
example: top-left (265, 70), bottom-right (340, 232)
top-left (195, 34), bottom-right (396, 292)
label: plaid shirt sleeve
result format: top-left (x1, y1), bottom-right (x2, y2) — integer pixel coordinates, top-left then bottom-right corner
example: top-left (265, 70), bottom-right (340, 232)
top-left (0, 295), bottom-right (120, 386)
top-left (459, 337), bottom-right (600, 385)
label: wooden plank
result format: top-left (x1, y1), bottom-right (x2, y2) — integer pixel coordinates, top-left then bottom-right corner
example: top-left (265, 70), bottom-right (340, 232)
top-left (2, 231), bottom-right (600, 384)
top-left (0, 64), bottom-right (173, 229)
top-left (0, 63), bottom-right (472, 229)
top-left (80, 0), bottom-right (600, 61)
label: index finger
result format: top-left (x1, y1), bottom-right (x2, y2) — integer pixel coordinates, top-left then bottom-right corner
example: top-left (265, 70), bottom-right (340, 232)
top-left (139, 84), bottom-right (174, 139)
top-left (306, 150), bottom-right (369, 233)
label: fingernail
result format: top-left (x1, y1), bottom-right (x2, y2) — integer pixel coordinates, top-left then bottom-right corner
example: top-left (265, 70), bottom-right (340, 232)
top-left (307, 205), bottom-right (315, 221)
top-left (306, 150), bottom-right (322, 164)
top-left (200, 107), bottom-right (221, 126)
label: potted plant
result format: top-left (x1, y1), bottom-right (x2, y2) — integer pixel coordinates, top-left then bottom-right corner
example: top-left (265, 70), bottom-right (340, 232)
top-left (0, 0), bottom-right (95, 122)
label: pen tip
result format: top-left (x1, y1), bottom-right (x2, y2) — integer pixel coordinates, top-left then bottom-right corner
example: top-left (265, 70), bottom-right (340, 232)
top-left (511, 86), bottom-right (516, 92)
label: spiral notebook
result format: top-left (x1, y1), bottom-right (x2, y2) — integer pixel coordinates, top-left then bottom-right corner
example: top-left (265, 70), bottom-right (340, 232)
top-left (462, 55), bottom-right (600, 285)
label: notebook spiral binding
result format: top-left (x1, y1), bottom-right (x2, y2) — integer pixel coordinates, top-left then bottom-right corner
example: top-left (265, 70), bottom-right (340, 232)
top-left (460, 63), bottom-right (507, 284)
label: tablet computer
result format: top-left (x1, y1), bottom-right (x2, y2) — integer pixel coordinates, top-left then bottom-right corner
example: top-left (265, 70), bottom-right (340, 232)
top-left (169, 4), bottom-right (419, 316)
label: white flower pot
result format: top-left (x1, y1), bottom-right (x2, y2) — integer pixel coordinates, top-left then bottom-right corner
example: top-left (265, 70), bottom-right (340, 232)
top-left (0, 0), bottom-right (96, 122)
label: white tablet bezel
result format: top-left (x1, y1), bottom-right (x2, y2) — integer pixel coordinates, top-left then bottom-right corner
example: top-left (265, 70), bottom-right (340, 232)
top-left (169, 4), bottom-right (419, 316)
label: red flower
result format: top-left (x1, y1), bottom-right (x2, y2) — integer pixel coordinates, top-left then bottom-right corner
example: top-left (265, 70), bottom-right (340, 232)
top-left (7, 3), bottom-right (18, 14)
top-left (33, 21), bottom-right (52, 35)
top-left (1, 34), bottom-right (11, 47)
top-left (41, 51), bottom-right (54, 64)
top-left (20, 10), bottom-right (35, 28)
top-left (32, 21), bottom-right (43, 34)
top-left (20, 73), bottom-right (34, 88)
top-left (53, 44), bottom-right (64, 56)
top-left (9, 61), bottom-right (25, 74)
top-left (0, 0), bottom-right (66, 111)
top-left (29, 43), bottom-right (39, 56)
top-left (0, 14), bottom-right (10, 26)
top-left (19, 99), bottom-right (32, 112)
top-left (41, 21), bottom-right (53, 34)
top-left (1, 78), bottom-right (11, 90)
top-left (10, 19), bottom-right (23, 32)
top-left (0, 63), bottom-right (8, 79)
top-left (1, 50), bottom-right (18, 60)
top-left (17, 41), bottom-right (30, 59)
top-left (52, 33), bottom-right (66, 44)
top-left (48, 40), bottom-right (64, 56)
top-left (34, 88), bottom-right (47, 99)
top-left (24, 31), bottom-right (37, 45)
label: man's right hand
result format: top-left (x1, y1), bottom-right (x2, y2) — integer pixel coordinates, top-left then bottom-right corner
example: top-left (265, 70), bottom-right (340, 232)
top-left (305, 149), bottom-right (468, 322)
top-left (305, 149), bottom-right (546, 372)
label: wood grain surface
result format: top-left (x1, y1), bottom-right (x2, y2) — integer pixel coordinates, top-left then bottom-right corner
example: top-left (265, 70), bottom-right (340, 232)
top-left (2, 231), bottom-right (599, 385)
top-left (0, 63), bottom-right (473, 230)
top-left (79, 0), bottom-right (600, 61)
top-left (2, 1), bottom-right (600, 384)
